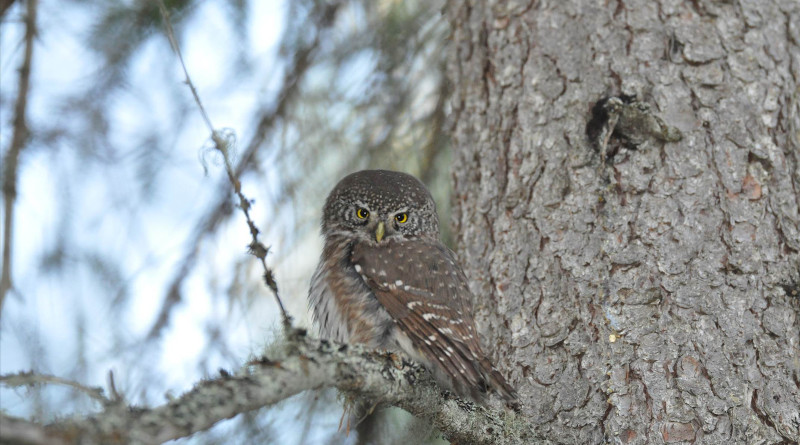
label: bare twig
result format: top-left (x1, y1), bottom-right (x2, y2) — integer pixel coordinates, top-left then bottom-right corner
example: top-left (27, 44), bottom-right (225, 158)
top-left (156, 2), bottom-right (213, 133)
top-left (146, 0), bottom-right (340, 340)
top-left (154, 0), bottom-right (291, 329)
top-left (1, 0), bottom-right (37, 315)
top-left (0, 334), bottom-right (536, 445)
top-left (106, 370), bottom-right (122, 402)
top-left (0, 370), bottom-right (109, 404)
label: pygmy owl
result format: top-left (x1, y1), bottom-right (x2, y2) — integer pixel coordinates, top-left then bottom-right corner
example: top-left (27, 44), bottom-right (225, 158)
top-left (309, 169), bottom-right (517, 404)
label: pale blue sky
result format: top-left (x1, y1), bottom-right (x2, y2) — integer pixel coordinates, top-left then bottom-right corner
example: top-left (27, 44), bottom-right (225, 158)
top-left (0, 1), bottom-right (352, 442)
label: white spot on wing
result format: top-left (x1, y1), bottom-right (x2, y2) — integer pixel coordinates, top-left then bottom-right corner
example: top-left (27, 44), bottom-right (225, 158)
top-left (407, 301), bottom-right (421, 309)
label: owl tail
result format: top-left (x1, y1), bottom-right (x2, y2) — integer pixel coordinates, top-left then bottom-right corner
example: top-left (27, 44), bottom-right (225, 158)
top-left (480, 358), bottom-right (520, 410)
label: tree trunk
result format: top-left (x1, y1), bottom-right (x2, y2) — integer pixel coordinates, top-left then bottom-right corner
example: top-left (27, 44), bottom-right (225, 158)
top-left (446, 0), bottom-right (800, 443)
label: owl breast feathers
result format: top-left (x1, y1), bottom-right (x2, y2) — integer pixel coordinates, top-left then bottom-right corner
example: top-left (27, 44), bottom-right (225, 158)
top-left (309, 169), bottom-right (517, 405)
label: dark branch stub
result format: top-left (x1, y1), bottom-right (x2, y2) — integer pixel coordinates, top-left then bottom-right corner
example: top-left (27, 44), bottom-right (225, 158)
top-left (586, 95), bottom-right (683, 163)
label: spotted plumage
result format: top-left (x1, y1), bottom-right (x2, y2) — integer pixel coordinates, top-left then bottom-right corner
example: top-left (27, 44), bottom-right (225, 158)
top-left (309, 170), bottom-right (517, 404)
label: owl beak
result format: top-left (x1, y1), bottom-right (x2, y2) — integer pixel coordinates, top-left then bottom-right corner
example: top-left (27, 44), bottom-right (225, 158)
top-left (375, 221), bottom-right (385, 242)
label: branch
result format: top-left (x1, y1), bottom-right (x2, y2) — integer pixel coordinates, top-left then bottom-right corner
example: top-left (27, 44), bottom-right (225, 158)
top-left (0, 371), bottom-right (109, 404)
top-left (0, 415), bottom-right (68, 445)
top-left (1, 0), bottom-right (36, 315)
top-left (0, 332), bottom-right (540, 445)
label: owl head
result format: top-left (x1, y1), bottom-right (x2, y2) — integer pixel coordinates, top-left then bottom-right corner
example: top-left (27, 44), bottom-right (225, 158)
top-left (321, 170), bottom-right (440, 243)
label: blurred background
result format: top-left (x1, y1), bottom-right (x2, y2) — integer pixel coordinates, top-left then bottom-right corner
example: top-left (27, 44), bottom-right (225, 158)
top-left (0, 0), bottom-right (452, 442)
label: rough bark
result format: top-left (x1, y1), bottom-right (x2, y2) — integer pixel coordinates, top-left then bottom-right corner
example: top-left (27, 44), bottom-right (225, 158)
top-left (447, 0), bottom-right (800, 443)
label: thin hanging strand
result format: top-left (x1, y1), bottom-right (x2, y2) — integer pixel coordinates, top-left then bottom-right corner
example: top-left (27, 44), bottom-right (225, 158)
top-left (156, 0), bottom-right (291, 329)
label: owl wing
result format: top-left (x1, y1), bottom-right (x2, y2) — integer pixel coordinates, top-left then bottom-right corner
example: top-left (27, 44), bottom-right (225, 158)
top-left (351, 239), bottom-right (517, 404)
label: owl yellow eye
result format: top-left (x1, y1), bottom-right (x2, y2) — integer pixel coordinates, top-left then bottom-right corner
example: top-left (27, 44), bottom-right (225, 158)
top-left (395, 212), bottom-right (408, 224)
top-left (356, 208), bottom-right (370, 219)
